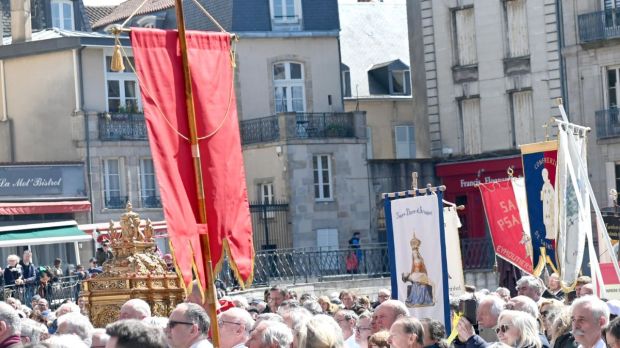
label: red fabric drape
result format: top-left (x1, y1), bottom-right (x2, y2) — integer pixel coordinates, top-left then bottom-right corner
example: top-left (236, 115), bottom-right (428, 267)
top-left (131, 28), bottom-right (254, 290)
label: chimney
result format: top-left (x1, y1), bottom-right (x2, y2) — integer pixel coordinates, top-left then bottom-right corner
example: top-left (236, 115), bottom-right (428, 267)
top-left (10, 0), bottom-right (31, 43)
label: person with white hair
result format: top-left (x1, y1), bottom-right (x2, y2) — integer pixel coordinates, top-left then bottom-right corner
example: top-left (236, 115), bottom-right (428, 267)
top-left (91, 328), bottom-right (110, 348)
top-left (44, 334), bottom-right (89, 348)
top-left (388, 317), bottom-right (425, 348)
top-left (301, 314), bottom-right (344, 348)
top-left (19, 318), bottom-right (46, 344)
top-left (334, 309), bottom-right (358, 343)
top-left (56, 302), bottom-right (81, 318)
top-left (119, 298), bottom-right (151, 320)
top-left (371, 300), bottom-right (409, 333)
top-left (56, 312), bottom-right (94, 346)
top-left (0, 302), bottom-right (22, 348)
top-left (230, 296), bottom-right (249, 310)
top-left (247, 321), bottom-right (293, 348)
top-left (506, 296), bottom-right (540, 319)
top-left (218, 307), bottom-right (255, 348)
top-left (496, 310), bottom-right (542, 348)
top-left (477, 295), bottom-right (506, 342)
top-left (571, 296), bottom-right (609, 348)
top-left (516, 276), bottom-right (544, 303)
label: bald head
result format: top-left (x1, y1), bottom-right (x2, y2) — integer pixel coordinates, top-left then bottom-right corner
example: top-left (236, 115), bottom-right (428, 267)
top-left (372, 300), bottom-right (408, 333)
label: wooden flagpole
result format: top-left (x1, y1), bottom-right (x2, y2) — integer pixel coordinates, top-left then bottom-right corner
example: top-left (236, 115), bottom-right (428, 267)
top-left (174, 0), bottom-right (221, 345)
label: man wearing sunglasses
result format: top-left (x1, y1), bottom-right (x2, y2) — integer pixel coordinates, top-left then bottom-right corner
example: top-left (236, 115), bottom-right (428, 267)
top-left (166, 303), bottom-right (213, 348)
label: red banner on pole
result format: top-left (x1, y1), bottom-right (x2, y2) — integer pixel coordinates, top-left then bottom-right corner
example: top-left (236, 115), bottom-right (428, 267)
top-left (130, 28), bottom-right (254, 290)
top-left (479, 180), bottom-right (534, 274)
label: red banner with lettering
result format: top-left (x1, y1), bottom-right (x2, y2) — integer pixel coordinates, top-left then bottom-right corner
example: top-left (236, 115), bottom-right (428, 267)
top-left (130, 28), bottom-right (254, 291)
top-left (479, 180), bottom-right (534, 274)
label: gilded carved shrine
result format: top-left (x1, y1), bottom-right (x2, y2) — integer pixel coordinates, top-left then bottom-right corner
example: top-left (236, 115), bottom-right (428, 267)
top-left (80, 203), bottom-right (184, 328)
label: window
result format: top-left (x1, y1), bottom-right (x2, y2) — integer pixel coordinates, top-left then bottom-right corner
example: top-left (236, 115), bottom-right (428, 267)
top-left (260, 183), bottom-right (274, 204)
top-left (395, 125), bottom-right (415, 159)
top-left (139, 158), bottom-right (161, 208)
top-left (103, 158), bottom-right (125, 209)
top-left (342, 67), bottom-right (352, 98)
top-left (458, 98), bottom-right (482, 154)
top-left (106, 56), bottom-right (141, 113)
top-left (273, 62), bottom-right (305, 113)
top-left (616, 163), bottom-right (620, 194)
top-left (390, 70), bottom-right (411, 95)
top-left (607, 67), bottom-right (620, 108)
top-left (313, 155), bottom-right (332, 201)
top-left (271, 0), bottom-right (300, 22)
top-left (366, 127), bottom-right (373, 160)
top-left (505, 0), bottom-right (529, 58)
top-left (510, 91), bottom-right (534, 147)
top-left (454, 8), bottom-right (478, 66)
top-left (316, 228), bottom-right (339, 270)
top-left (604, 0), bottom-right (620, 27)
top-left (51, 0), bottom-right (74, 30)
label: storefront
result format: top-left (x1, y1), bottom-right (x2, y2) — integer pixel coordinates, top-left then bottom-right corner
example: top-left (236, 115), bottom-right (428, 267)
top-left (435, 155), bottom-right (523, 239)
top-left (0, 163), bottom-right (92, 269)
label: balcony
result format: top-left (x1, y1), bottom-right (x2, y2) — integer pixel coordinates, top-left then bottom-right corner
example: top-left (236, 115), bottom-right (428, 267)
top-left (141, 195), bottom-right (162, 209)
top-left (104, 195), bottom-right (128, 209)
top-left (595, 108), bottom-right (620, 139)
top-left (98, 113), bottom-right (148, 141)
top-left (240, 112), bottom-right (360, 145)
top-left (578, 9), bottom-right (620, 43)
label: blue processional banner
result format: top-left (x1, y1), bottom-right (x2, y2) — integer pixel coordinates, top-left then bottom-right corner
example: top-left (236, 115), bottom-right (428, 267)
top-left (384, 192), bottom-right (451, 331)
top-left (521, 141), bottom-right (558, 275)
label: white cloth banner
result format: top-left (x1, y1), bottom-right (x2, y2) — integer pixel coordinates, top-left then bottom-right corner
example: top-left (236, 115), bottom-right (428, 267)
top-left (390, 195), bottom-right (448, 325)
top-left (556, 128), bottom-right (589, 289)
top-left (444, 207), bottom-right (465, 296)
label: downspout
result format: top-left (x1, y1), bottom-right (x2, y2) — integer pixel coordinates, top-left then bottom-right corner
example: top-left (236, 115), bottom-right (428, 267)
top-left (76, 46), bottom-right (93, 224)
top-left (0, 59), bottom-right (14, 162)
top-left (556, 0), bottom-right (569, 116)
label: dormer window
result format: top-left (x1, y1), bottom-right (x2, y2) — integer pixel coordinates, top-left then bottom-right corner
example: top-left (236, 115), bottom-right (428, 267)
top-left (51, 0), bottom-right (74, 30)
top-left (270, 0), bottom-right (302, 30)
top-left (368, 59), bottom-right (411, 96)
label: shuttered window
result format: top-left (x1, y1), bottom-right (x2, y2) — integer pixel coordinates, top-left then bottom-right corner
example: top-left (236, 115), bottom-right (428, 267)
top-left (459, 98), bottom-right (482, 154)
top-left (455, 8), bottom-right (478, 66)
top-left (395, 126), bottom-right (415, 159)
top-left (506, 0), bottom-right (529, 57)
top-left (511, 91), bottom-right (534, 146)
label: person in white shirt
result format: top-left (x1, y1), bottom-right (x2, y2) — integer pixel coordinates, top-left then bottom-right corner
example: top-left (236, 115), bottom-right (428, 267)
top-left (571, 296), bottom-right (609, 348)
top-left (218, 307), bottom-right (254, 348)
top-left (166, 303), bottom-right (213, 348)
top-left (335, 309), bottom-right (359, 348)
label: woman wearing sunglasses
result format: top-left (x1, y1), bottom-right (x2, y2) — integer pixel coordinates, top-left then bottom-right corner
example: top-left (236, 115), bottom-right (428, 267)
top-left (496, 310), bottom-right (542, 348)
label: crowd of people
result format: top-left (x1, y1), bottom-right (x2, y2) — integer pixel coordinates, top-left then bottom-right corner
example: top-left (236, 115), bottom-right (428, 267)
top-left (0, 271), bottom-right (612, 348)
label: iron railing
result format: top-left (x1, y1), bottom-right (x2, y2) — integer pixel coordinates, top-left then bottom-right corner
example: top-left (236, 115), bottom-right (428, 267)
top-left (1, 275), bottom-right (82, 310)
top-left (460, 237), bottom-right (495, 270)
top-left (104, 195), bottom-right (129, 209)
top-left (578, 9), bottom-right (620, 43)
top-left (141, 195), bottom-right (162, 208)
top-left (98, 113), bottom-right (148, 141)
top-left (595, 108), bottom-right (620, 139)
top-left (218, 243), bottom-right (390, 287)
top-left (240, 116), bottom-right (280, 145)
top-left (249, 201), bottom-right (291, 250)
top-left (288, 113), bottom-right (355, 140)
top-left (239, 112), bottom-right (358, 145)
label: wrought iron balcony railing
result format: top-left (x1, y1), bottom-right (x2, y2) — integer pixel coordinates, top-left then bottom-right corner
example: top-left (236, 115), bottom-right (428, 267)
top-left (595, 108), bottom-right (620, 139)
top-left (240, 115), bottom-right (280, 145)
top-left (104, 195), bottom-right (129, 209)
top-left (98, 113), bottom-right (148, 141)
top-left (240, 112), bottom-right (357, 145)
top-left (460, 237), bottom-right (495, 270)
top-left (578, 9), bottom-right (620, 43)
top-left (141, 195), bottom-right (162, 208)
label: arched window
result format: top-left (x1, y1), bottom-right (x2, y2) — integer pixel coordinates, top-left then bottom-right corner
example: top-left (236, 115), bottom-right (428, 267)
top-left (51, 0), bottom-right (74, 30)
top-left (273, 62), bottom-right (305, 113)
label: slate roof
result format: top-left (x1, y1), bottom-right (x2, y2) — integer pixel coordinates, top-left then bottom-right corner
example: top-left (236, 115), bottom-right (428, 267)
top-left (92, 0), bottom-right (339, 32)
top-left (1, 27), bottom-right (114, 45)
top-left (338, 0), bottom-right (410, 97)
top-left (85, 6), bottom-right (116, 28)
top-left (92, 0), bottom-right (174, 29)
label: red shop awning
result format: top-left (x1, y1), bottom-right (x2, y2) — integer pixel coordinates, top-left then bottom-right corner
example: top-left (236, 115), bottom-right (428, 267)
top-left (0, 201), bottom-right (92, 215)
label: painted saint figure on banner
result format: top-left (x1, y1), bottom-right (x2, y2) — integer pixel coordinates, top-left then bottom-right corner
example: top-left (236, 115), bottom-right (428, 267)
top-left (402, 233), bottom-right (435, 307)
top-left (540, 168), bottom-right (556, 240)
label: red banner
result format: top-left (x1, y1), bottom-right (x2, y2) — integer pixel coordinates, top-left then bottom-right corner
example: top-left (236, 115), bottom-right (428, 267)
top-left (479, 180), bottom-right (533, 274)
top-left (131, 28), bottom-right (254, 290)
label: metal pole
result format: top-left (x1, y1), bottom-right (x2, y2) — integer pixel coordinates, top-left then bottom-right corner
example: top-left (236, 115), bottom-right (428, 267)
top-left (173, 1), bottom-right (220, 345)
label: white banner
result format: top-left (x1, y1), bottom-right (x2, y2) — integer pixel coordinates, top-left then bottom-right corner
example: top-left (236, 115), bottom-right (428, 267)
top-left (444, 207), bottom-right (465, 296)
top-left (390, 195), bottom-right (448, 324)
top-left (556, 129), bottom-right (588, 289)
